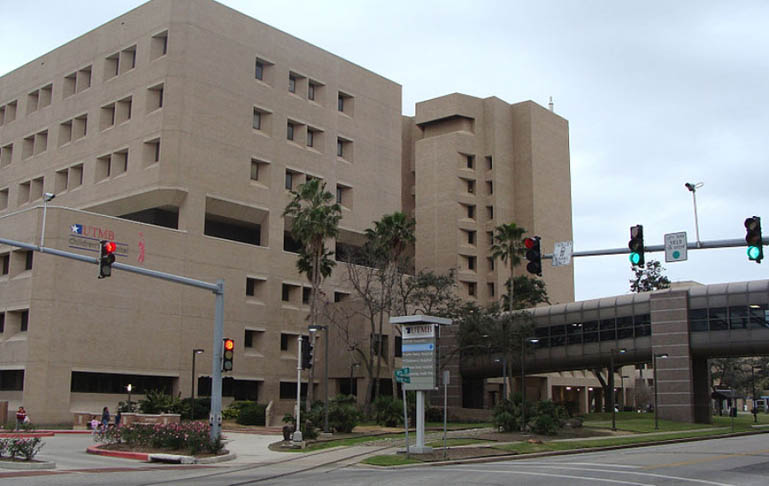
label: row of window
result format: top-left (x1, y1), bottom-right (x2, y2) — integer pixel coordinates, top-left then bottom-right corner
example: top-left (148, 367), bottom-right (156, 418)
top-left (0, 30), bottom-right (167, 128)
top-left (531, 315), bottom-right (653, 348)
top-left (689, 305), bottom-right (769, 332)
top-left (0, 138), bottom-right (161, 211)
top-left (254, 57), bottom-right (354, 116)
top-left (0, 84), bottom-right (163, 170)
top-left (252, 107), bottom-right (354, 161)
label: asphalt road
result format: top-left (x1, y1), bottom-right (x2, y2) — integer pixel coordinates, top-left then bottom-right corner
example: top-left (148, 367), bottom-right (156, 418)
top-left (2, 433), bottom-right (768, 485)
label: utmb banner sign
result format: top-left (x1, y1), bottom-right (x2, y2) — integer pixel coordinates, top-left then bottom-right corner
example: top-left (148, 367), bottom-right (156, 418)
top-left (390, 315), bottom-right (452, 391)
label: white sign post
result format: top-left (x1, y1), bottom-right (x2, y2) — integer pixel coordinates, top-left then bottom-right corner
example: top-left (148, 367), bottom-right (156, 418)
top-left (552, 241), bottom-right (573, 267)
top-left (390, 315), bottom-right (452, 454)
top-left (665, 232), bottom-right (688, 262)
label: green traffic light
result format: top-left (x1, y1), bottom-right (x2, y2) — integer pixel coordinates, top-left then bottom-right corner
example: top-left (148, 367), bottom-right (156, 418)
top-left (748, 246), bottom-right (761, 260)
top-left (629, 252), bottom-right (641, 265)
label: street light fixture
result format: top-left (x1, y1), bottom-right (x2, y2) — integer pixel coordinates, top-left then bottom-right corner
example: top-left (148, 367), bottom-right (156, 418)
top-left (751, 361), bottom-right (763, 423)
top-left (520, 336), bottom-right (539, 433)
top-left (653, 353), bottom-right (669, 430)
top-left (610, 348), bottom-right (627, 431)
top-left (308, 324), bottom-right (329, 433)
top-left (191, 349), bottom-right (205, 404)
top-left (126, 383), bottom-right (133, 411)
top-left (684, 182), bottom-right (704, 247)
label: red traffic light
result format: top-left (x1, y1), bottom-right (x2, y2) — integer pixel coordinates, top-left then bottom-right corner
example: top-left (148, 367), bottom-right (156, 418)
top-left (524, 237), bottom-right (536, 249)
top-left (103, 241), bottom-right (117, 254)
top-left (223, 339), bottom-right (235, 351)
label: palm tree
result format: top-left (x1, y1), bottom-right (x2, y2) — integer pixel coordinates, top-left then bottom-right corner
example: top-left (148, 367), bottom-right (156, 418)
top-left (283, 178), bottom-right (342, 406)
top-left (363, 212), bottom-right (415, 401)
top-left (490, 222), bottom-right (527, 313)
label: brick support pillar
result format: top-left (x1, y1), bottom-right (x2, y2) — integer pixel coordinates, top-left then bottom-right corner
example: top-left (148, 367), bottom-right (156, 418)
top-left (650, 290), bottom-right (698, 423)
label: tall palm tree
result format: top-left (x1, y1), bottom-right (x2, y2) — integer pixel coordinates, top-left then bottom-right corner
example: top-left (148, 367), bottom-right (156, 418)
top-left (283, 179), bottom-right (342, 406)
top-left (490, 222), bottom-right (527, 313)
top-left (363, 212), bottom-right (415, 400)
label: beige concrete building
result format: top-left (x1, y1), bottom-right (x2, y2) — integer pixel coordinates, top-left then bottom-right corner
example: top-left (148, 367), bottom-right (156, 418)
top-left (0, 0), bottom-right (575, 424)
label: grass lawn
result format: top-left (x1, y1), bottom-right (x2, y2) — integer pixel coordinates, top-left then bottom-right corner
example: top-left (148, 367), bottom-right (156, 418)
top-left (362, 455), bottom-right (422, 466)
top-left (582, 411), bottom-right (769, 433)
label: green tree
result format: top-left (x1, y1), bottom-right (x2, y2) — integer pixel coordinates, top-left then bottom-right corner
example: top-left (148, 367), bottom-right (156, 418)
top-left (629, 260), bottom-right (671, 293)
top-left (502, 275), bottom-right (551, 310)
top-left (283, 178), bottom-right (342, 407)
top-left (490, 223), bottom-right (527, 313)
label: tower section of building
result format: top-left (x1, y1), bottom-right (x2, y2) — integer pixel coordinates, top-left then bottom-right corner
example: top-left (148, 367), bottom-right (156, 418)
top-left (406, 93), bottom-right (574, 307)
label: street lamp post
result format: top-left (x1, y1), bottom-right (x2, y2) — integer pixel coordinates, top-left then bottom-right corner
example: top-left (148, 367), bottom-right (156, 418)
top-left (621, 375), bottom-right (629, 411)
top-left (191, 348), bottom-right (205, 404)
top-left (653, 353), bottom-right (669, 430)
top-left (610, 348), bottom-right (627, 432)
top-left (126, 384), bottom-right (132, 411)
top-left (309, 324), bottom-right (329, 433)
top-left (684, 182), bottom-right (704, 248)
top-left (520, 336), bottom-right (539, 433)
top-left (751, 362), bottom-right (762, 423)
top-left (494, 357), bottom-right (508, 399)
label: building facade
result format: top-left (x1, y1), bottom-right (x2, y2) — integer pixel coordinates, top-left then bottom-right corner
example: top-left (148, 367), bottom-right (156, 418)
top-left (0, 0), bottom-right (574, 423)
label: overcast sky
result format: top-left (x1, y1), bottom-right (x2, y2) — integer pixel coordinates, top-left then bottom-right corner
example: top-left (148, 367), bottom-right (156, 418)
top-left (2, 0), bottom-right (767, 301)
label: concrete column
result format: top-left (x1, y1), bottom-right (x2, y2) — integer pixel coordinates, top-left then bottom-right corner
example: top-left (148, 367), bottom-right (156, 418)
top-left (650, 290), bottom-right (698, 423)
top-left (692, 358), bottom-right (712, 424)
top-left (580, 386), bottom-right (589, 414)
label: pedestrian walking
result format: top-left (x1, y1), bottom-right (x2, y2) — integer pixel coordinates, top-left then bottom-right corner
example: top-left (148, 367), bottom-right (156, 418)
top-left (101, 406), bottom-right (110, 430)
top-left (115, 410), bottom-right (122, 427)
top-left (15, 406), bottom-right (27, 431)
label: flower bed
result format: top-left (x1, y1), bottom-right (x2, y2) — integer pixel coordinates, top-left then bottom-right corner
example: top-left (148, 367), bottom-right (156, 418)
top-left (93, 421), bottom-right (222, 456)
top-left (0, 437), bottom-right (44, 461)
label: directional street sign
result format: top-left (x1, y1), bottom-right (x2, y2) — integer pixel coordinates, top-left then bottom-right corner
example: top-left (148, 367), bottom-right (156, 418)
top-left (665, 232), bottom-right (688, 262)
top-left (395, 375), bottom-right (411, 384)
top-left (395, 368), bottom-right (410, 377)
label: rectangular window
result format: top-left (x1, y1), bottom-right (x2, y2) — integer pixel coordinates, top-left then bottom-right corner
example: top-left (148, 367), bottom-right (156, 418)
top-left (467, 230), bottom-right (476, 245)
top-left (487, 181), bottom-right (493, 194)
top-left (394, 336), bottom-right (402, 357)
top-left (105, 52), bottom-right (119, 79)
top-left (20, 310), bottom-right (28, 332)
top-left (488, 282), bottom-right (495, 297)
top-left (280, 333), bottom-right (290, 351)
top-left (246, 278), bottom-right (256, 296)
top-left (371, 334), bottom-right (389, 357)
top-left (306, 129), bottom-right (314, 147)
top-left (0, 144), bottom-right (12, 167)
top-left (336, 186), bottom-right (343, 204)
top-left (486, 155), bottom-right (493, 169)
top-left (255, 60), bottom-right (264, 80)
top-left (338, 94), bottom-right (344, 112)
top-left (151, 31), bottom-right (168, 59)
top-left (287, 122), bottom-right (294, 141)
top-left (280, 381), bottom-right (307, 399)
top-left (0, 313), bottom-right (4, 333)
top-left (1, 254), bottom-right (9, 275)
top-left (245, 330), bottom-right (255, 348)
top-left (467, 256), bottom-right (476, 271)
top-left (24, 251), bottom-right (33, 270)
top-left (487, 206), bottom-right (494, 219)
top-left (0, 188), bottom-right (7, 210)
top-left (337, 91), bottom-right (353, 115)
top-left (488, 257), bottom-right (495, 271)
top-left (466, 155), bottom-right (474, 169)
top-left (302, 287), bottom-right (311, 305)
top-left (147, 83), bottom-right (164, 111)
top-left (252, 109), bottom-right (261, 130)
top-left (285, 171), bottom-right (294, 190)
top-left (467, 282), bottom-right (476, 297)
top-left (467, 205), bottom-right (475, 219)
top-left (281, 283), bottom-right (291, 302)
top-left (308, 83), bottom-right (315, 100)
top-left (467, 180), bottom-right (475, 194)
top-left (288, 74), bottom-right (296, 93)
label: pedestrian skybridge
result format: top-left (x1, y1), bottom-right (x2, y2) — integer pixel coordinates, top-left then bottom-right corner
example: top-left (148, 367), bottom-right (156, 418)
top-left (459, 279), bottom-right (769, 423)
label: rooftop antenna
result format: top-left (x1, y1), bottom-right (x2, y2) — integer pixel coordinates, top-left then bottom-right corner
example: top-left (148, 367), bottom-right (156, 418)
top-left (548, 96), bottom-right (554, 112)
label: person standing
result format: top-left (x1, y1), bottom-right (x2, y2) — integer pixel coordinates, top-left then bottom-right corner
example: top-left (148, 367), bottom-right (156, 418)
top-left (101, 406), bottom-right (110, 430)
top-left (115, 410), bottom-right (122, 427)
top-left (15, 406), bottom-right (27, 431)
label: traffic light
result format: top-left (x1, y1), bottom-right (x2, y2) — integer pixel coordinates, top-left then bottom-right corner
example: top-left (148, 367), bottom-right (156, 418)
top-left (628, 225), bottom-right (645, 267)
top-left (222, 338), bottom-right (234, 372)
top-left (98, 240), bottom-right (117, 278)
top-left (301, 335), bottom-right (313, 369)
top-left (524, 236), bottom-right (542, 276)
top-left (745, 216), bottom-right (763, 263)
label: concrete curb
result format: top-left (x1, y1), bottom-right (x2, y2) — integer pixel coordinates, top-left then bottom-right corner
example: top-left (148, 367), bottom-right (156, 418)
top-left (0, 432), bottom-right (55, 438)
top-left (360, 429), bottom-right (769, 469)
top-left (86, 445), bottom-right (236, 464)
top-left (0, 460), bottom-right (57, 470)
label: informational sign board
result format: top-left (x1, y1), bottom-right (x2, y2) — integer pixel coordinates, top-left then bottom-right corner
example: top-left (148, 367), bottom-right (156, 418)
top-left (665, 232), bottom-right (688, 262)
top-left (401, 323), bottom-right (438, 390)
top-left (552, 241), bottom-right (573, 267)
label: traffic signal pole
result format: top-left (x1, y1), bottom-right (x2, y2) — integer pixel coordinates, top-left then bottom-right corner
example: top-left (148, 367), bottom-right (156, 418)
top-left (0, 235), bottom-right (226, 442)
top-left (543, 237), bottom-right (767, 260)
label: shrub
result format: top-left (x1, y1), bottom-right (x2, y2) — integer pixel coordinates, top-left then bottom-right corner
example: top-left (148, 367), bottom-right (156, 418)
top-left (373, 396), bottom-right (403, 427)
top-left (138, 389), bottom-right (182, 414)
top-left (236, 403), bottom-right (266, 426)
top-left (327, 394), bottom-right (361, 433)
top-left (5, 437), bottom-right (44, 461)
top-left (425, 406), bottom-right (443, 423)
top-left (531, 414), bottom-right (559, 435)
